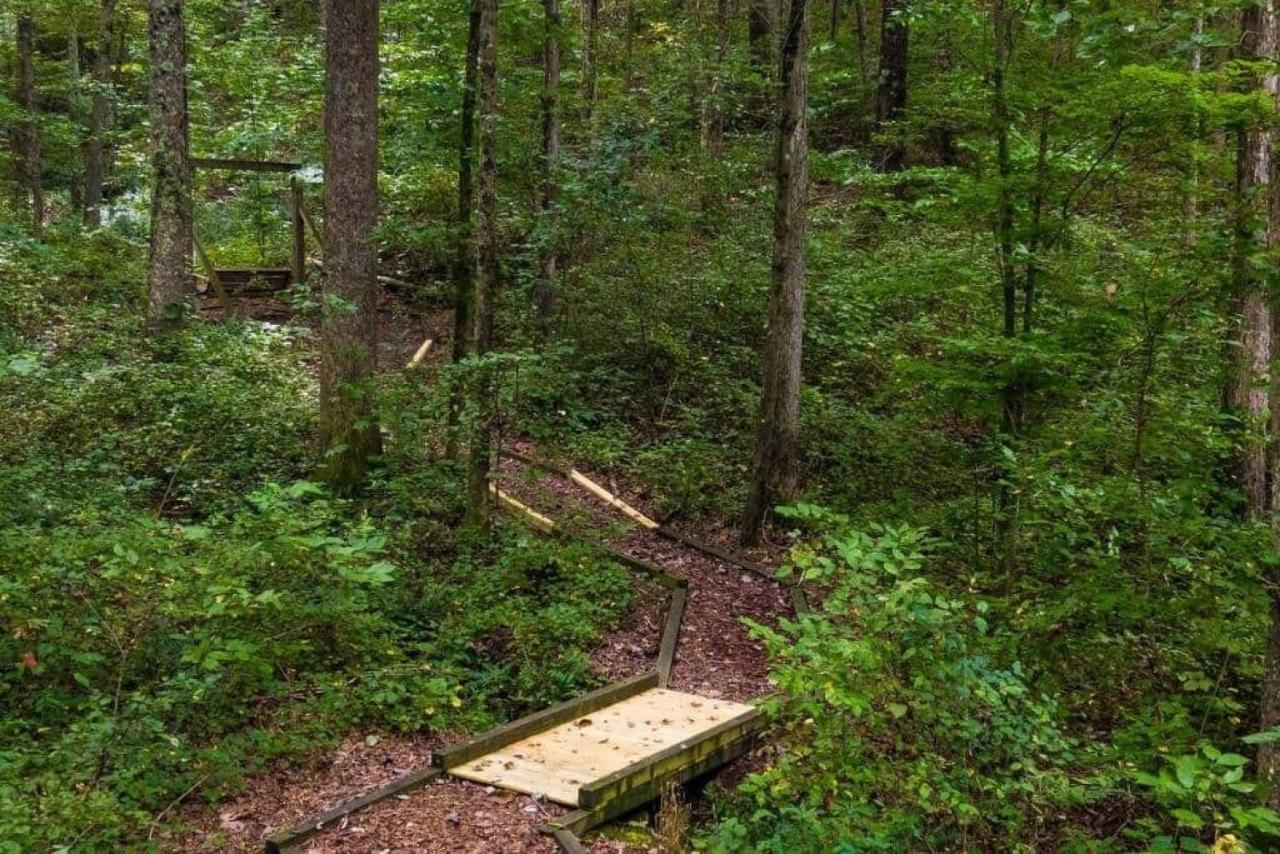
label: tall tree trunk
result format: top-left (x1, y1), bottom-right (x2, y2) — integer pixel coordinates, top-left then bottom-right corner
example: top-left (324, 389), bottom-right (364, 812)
top-left (85, 0), bottom-right (117, 228)
top-left (1229, 0), bottom-right (1276, 520)
top-left (447, 0), bottom-right (483, 457)
top-left (992, 0), bottom-right (1020, 571)
top-left (1185, 14), bottom-right (1204, 242)
top-left (12, 15), bottom-right (43, 232)
top-left (874, 0), bottom-right (908, 170)
top-left (742, 0), bottom-right (809, 545)
top-left (747, 0), bottom-right (774, 73)
top-left (145, 0), bottom-right (192, 330)
top-left (1236, 0), bottom-right (1280, 799)
top-left (582, 0), bottom-right (599, 121)
top-left (1023, 120), bottom-right (1048, 334)
top-left (703, 0), bottom-right (732, 152)
top-left (536, 0), bottom-right (561, 331)
top-left (851, 0), bottom-right (869, 82)
top-left (829, 0), bottom-right (840, 40)
top-left (466, 0), bottom-right (500, 528)
top-left (318, 0), bottom-right (382, 490)
top-left (68, 28), bottom-right (85, 213)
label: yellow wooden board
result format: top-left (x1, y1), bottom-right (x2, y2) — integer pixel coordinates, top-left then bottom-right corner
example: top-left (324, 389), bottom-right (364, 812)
top-left (449, 688), bottom-right (754, 805)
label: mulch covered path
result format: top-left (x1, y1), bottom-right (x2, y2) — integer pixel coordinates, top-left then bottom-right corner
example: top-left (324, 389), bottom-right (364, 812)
top-left (177, 291), bottom-right (794, 850)
top-left (175, 451), bottom-right (794, 852)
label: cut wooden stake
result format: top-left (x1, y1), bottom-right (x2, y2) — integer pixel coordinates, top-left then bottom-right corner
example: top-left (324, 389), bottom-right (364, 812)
top-left (490, 484), bottom-right (556, 533)
top-left (406, 338), bottom-right (433, 369)
top-left (192, 233), bottom-right (233, 317)
top-left (569, 469), bottom-right (659, 530)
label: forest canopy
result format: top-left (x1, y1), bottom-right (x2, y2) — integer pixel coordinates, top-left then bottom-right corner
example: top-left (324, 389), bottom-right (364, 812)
top-left (3, 0), bottom-right (1280, 850)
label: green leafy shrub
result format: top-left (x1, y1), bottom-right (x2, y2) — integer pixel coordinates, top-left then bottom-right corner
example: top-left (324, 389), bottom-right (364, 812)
top-left (707, 511), bottom-right (1078, 851)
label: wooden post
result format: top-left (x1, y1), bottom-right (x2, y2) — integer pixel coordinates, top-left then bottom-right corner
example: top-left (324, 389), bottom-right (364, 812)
top-left (192, 233), bottom-right (233, 317)
top-left (291, 175), bottom-right (305, 286)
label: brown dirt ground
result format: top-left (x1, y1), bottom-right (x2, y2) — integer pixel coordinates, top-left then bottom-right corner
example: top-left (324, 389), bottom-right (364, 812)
top-left (172, 302), bottom-right (794, 851)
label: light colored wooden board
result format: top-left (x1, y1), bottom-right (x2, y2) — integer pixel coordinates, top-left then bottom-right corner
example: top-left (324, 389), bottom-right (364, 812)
top-left (449, 689), bottom-right (752, 805)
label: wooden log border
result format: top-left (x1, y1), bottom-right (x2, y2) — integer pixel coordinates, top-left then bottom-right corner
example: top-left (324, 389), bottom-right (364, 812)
top-left (263, 766), bottom-right (443, 853)
top-left (656, 585), bottom-right (686, 688)
top-left (497, 447), bottom-right (815, 611)
top-left (434, 671), bottom-right (659, 769)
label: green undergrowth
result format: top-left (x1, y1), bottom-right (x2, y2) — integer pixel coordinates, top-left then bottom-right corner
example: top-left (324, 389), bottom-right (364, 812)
top-left (0, 232), bottom-right (631, 849)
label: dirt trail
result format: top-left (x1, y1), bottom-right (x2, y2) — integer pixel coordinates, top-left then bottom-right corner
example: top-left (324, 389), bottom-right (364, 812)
top-left (176, 447), bottom-right (792, 853)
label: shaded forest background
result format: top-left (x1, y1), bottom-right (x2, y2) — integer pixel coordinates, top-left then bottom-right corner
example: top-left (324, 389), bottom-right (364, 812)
top-left (4, 0), bottom-right (1280, 850)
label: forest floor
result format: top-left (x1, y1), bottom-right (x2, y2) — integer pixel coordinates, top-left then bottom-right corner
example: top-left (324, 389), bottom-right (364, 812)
top-left (173, 293), bottom-right (794, 852)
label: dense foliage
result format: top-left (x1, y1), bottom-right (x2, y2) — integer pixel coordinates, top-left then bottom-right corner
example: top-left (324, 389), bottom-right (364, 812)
top-left (5, 0), bottom-right (1280, 849)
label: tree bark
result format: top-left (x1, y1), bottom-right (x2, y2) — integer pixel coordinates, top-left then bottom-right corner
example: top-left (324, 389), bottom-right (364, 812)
top-left (703, 0), bottom-right (732, 152)
top-left (582, 0), bottom-right (599, 120)
top-left (466, 0), bottom-right (500, 527)
top-left (874, 0), bottom-right (908, 170)
top-left (1237, 0), bottom-right (1280, 800)
top-left (851, 0), bottom-right (869, 82)
top-left (146, 0), bottom-right (193, 330)
top-left (68, 28), bottom-right (85, 213)
top-left (992, 0), bottom-right (1020, 571)
top-left (12, 15), bottom-right (43, 232)
top-left (1229, 0), bottom-right (1276, 520)
top-left (747, 0), bottom-right (774, 73)
top-left (447, 0), bottom-right (483, 457)
top-left (536, 0), bottom-right (561, 331)
top-left (318, 0), bottom-right (382, 490)
top-left (742, 0), bottom-right (809, 545)
top-left (85, 0), bottom-right (118, 228)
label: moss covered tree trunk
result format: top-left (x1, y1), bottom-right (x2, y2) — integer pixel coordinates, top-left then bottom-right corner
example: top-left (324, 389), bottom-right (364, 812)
top-left (742, 0), bottom-right (809, 546)
top-left (466, 0), bottom-right (500, 528)
top-left (145, 0), bottom-right (192, 331)
top-left (318, 0), bottom-right (382, 491)
top-left (874, 0), bottom-right (908, 171)
top-left (12, 14), bottom-right (43, 232)
top-left (85, 0), bottom-right (117, 228)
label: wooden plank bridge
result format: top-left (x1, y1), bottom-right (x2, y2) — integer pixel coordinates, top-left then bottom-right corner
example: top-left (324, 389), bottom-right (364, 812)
top-left (265, 453), bottom-right (803, 853)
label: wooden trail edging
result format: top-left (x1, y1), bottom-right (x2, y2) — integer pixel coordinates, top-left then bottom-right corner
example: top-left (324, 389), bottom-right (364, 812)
top-left (263, 766), bottom-right (443, 853)
top-left (265, 448), bottom-right (802, 854)
top-left (499, 447), bottom-right (811, 615)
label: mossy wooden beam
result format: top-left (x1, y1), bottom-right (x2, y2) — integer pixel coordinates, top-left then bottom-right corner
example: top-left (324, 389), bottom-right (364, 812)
top-left (656, 586), bottom-right (687, 687)
top-left (541, 809), bottom-right (597, 837)
top-left (435, 671), bottom-right (660, 770)
top-left (263, 766), bottom-right (443, 853)
top-left (577, 708), bottom-right (764, 818)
